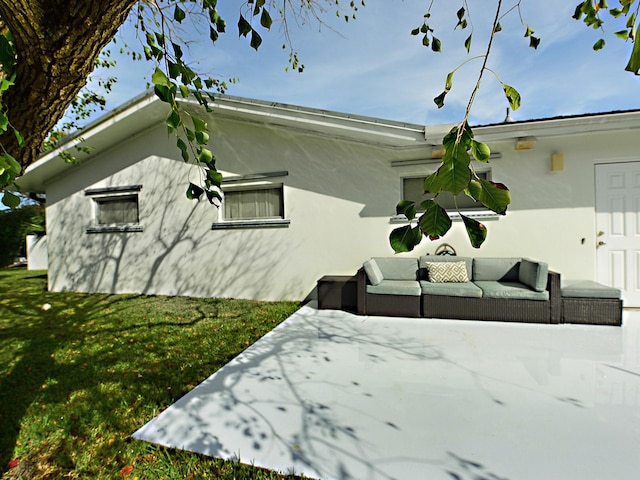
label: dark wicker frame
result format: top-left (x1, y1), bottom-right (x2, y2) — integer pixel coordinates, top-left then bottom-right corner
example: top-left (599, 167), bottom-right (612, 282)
top-left (356, 267), bottom-right (562, 324)
top-left (562, 297), bottom-right (623, 326)
top-left (356, 268), bottom-right (421, 318)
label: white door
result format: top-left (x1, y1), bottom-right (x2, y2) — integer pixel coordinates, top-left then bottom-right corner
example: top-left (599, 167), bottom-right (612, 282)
top-left (595, 162), bottom-right (640, 307)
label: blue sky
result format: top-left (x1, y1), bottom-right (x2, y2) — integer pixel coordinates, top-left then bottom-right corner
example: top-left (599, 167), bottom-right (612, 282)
top-left (80, 0), bottom-right (640, 127)
top-left (6, 1), bottom-right (638, 209)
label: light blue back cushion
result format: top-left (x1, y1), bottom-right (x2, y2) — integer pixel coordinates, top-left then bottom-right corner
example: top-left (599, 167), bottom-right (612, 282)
top-left (472, 258), bottom-right (521, 282)
top-left (518, 258), bottom-right (549, 292)
top-left (363, 259), bottom-right (384, 286)
top-left (418, 256), bottom-right (472, 280)
top-left (372, 257), bottom-right (419, 281)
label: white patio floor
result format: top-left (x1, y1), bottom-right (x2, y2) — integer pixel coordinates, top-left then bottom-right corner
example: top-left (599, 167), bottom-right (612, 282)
top-left (132, 305), bottom-right (640, 480)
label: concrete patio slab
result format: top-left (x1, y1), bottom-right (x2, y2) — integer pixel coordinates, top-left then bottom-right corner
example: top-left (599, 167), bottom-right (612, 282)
top-left (132, 306), bottom-right (640, 480)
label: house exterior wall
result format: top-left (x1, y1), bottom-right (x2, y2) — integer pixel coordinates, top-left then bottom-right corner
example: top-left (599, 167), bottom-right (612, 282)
top-left (26, 235), bottom-right (48, 270)
top-left (43, 112), bottom-right (639, 301)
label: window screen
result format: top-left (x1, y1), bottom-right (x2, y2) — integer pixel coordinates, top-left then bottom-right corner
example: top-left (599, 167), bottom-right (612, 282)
top-left (95, 195), bottom-right (139, 225)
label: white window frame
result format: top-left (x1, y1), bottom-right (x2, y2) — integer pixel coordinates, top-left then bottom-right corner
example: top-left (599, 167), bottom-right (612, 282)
top-left (212, 172), bottom-right (290, 230)
top-left (85, 185), bottom-right (143, 233)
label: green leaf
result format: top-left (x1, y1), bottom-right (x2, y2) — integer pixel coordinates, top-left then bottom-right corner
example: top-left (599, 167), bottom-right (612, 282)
top-left (494, 22), bottom-right (502, 33)
top-left (186, 183), bottom-right (204, 200)
top-left (465, 179), bottom-right (482, 201)
top-left (2, 191), bottom-right (20, 209)
top-left (174, 5), bottom-right (186, 23)
top-left (206, 189), bottom-right (222, 205)
top-left (260, 8), bottom-right (273, 29)
top-left (431, 37), bottom-right (442, 52)
top-left (396, 200), bottom-right (417, 221)
top-left (573, 2), bottom-right (585, 20)
top-left (471, 140), bottom-right (491, 162)
top-left (478, 179), bottom-right (511, 214)
top-left (389, 225), bottom-right (422, 253)
top-left (625, 25), bottom-right (640, 74)
top-left (502, 83), bottom-right (521, 110)
top-left (0, 75), bottom-right (14, 92)
top-left (524, 25), bottom-right (535, 37)
top-left (464, 34), bottom-right (472, 53)
top-left (411, 27), bottom-right (420, 36)
top-left (172, 42), bottom-right (184, 60)
top-left (422, 34), bottom-right (430, 47)
top-left (423, 171), bottom-right (443, 194)
top-left (456, 7), bottom-right (465, 21)
top-left (176, 138), bottom-right (189, 162)
top-left (529, 36), bottom-right (541, 49)
top-left (13, 128), bottom-right (24, 147)
top-left (434, 91), bottom-right (447, 108)
top-left (614, 29), bottom-right (630, 40)
top-left (238, 15), bottom-right (252, 37)
top-left (4, 153), bottom-right (21, 174)
top-left (461, 214), bottom-right (487, 248)
top-left (206, 169), bottom-right (223, 188)
top-left (151, 67), bottom-right (171, 88)
top-left (418, 200), bottom-right (452, 239)
top-left (437, 161), bottom-right (471, 195)
top-left (210, 26), bottom-right (219, 43)
top-left (593, 38), bottom-right (606, 50)
top-left (192, 116), bottom-right (207, 133)
top-left (179, 84), bottom-right (190, 98)
top-left (250, 30), bottom-right (263, 50)
top-left (0, 111), bottom-right (8, 132)
top-left (166, 108), bottom-right (181, 131)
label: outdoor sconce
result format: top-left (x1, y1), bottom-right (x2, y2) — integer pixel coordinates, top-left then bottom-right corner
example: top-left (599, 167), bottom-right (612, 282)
top-left (515, 136), bottom-right (537, 150)
top-left (550, 153), bottom-right (564, 172)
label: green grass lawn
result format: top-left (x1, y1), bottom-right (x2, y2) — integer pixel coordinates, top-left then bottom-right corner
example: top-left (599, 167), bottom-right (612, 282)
top-left (0, 268), bottom-right (304, 479)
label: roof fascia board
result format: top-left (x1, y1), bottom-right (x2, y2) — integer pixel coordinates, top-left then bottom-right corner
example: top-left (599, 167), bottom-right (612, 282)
top-left (181, 95), bottom-right (427, 144)
top-left (473, 111), bottom-right (640, 142)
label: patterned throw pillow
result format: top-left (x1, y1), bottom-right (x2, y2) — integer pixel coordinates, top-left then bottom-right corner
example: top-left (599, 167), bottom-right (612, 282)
top-left (425, 261), bottom-right (469, 283)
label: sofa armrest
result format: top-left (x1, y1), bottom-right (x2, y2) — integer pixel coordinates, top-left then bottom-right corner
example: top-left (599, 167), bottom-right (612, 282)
top-left (547, 271), bottom-right (562, 323)
top-left (357, 267), bottom-right (368, 315)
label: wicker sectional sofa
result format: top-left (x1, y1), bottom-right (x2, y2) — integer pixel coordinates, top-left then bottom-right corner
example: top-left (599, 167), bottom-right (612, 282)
top-left (357, 256), bottom-right (562, 324)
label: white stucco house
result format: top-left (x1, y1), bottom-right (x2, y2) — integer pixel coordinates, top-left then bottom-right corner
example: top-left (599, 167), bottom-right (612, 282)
top-left (16, 91), bottom-right (640, 307)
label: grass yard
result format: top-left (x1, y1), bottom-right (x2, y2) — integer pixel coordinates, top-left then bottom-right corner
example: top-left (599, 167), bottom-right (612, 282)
top-left (0, 268), bottom-right (304, 479)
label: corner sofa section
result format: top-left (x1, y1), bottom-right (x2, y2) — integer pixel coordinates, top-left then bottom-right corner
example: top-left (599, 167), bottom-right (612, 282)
top-left (357, 256), bottom-right (561, 324)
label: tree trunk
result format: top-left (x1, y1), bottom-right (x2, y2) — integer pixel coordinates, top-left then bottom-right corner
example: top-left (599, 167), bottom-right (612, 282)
top-left (0, 0), bottom-right (137, 175)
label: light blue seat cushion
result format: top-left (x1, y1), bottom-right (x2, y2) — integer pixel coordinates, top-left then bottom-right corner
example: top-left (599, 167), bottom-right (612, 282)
top-left (419, 256), bottom-right (473, 280)
top-left (475, 281), bottom-right (549, 301)
top-left (420, 280), bottom-right (483, 298)
top-left (561, 280), bottom-right (621, 299)
top-left (371, 257), bottom-right (419, 281)
top-left (518, 258), bottom-right (549, 292)
top-left (367, 280), bottom-right (421, 296)
top-left (473, 258), bottom-right (521, 282)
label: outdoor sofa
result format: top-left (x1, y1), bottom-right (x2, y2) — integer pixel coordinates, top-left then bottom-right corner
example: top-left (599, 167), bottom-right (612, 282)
top-left (357, 256), bottom-right (562, 324)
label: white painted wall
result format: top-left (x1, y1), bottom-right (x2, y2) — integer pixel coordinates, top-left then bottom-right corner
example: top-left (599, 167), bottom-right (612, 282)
top-left (43, 113), bottom-right (639, 301)
top-left (26, 235), bottom-right (48, 270)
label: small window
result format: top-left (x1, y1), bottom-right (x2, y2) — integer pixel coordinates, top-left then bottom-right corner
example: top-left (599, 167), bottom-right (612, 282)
top-left (95, 195), bottom-right (139, 225)
top-left (85, 185), bottom-right (143, 233)
top-left (403, 171), bottom-right (491, 211)
top-left (223, 186), bottom-right (284, 220)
